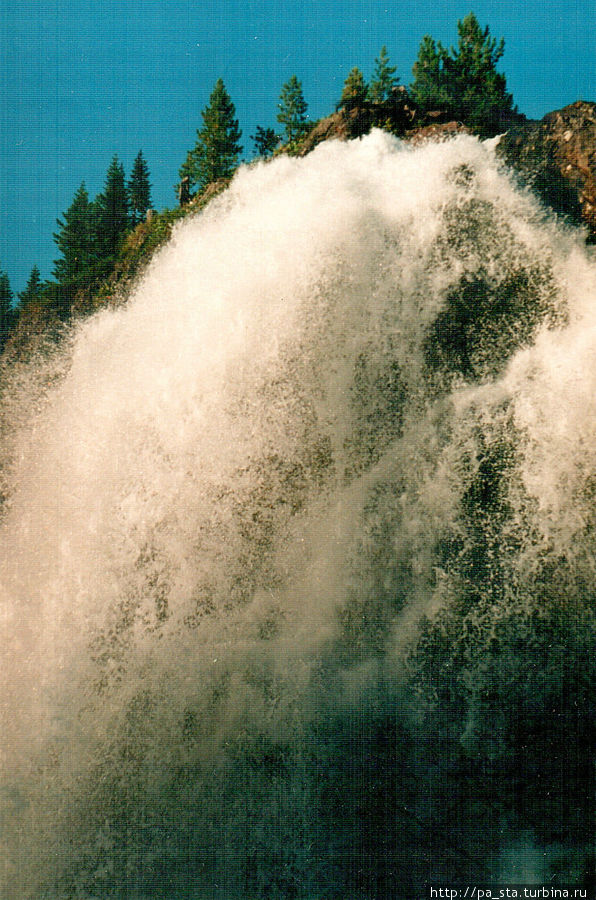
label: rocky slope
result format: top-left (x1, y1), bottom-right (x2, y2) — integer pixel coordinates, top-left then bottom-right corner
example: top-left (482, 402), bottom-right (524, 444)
top-left (497, 100), bottom-right (596, 240)
top-left (3, 99), bottom-right (596, 368)
top-left (298, 98), bottom-right (596, 240)
top-left (296, 85), bottom-right (419, 154)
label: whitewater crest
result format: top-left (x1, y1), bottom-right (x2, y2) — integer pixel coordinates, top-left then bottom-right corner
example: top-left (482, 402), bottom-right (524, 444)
top-left (1, 131), bottom-right (595, 898)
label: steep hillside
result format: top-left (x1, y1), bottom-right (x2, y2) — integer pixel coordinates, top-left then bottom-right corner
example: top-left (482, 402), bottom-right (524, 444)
top-left (4, 99), bottom-right (596, 371)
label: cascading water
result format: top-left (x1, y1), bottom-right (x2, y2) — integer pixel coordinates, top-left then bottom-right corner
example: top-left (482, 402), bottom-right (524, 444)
top-left (1, 130), bottom-right (595, 898)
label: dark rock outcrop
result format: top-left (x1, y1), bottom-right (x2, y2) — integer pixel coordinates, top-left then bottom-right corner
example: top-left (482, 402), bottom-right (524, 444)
top-left (406, 120), bottom-right (471, 143)
top-left (497, 101), bottom-right (596, 240)
top-left (297, 86), bottom-right (418, 156)
top-left (297, 96), bottom-right (596, 244)
top-left (297, 90), bottom-right (523, 157)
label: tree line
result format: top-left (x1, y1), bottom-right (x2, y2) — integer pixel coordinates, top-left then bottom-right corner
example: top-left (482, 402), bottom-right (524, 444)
top-left (178, 12), bottom-right (516, 197)
top-left (178, 49), bottom-right (402, 196)
top-left (0, 12), bottom-right (517, 350)
top-left (0, 150), bottom-right (153, 348)
top-left (53, 152), bottom-right (152, 285)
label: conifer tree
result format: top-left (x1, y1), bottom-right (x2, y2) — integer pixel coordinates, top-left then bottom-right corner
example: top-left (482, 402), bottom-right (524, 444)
top-left (53, 182), bottom-right (96, 285)
top-left (180, 79), bottom-right (242, 193)
top-left (411, 14), bottom-right (515, 133)
top-left (177, 151), bottom-right (196, 198)
top-left (448, 12), bottom-right (514, 131)
top-left (368, 46), bottom-right (398, 103)
top-left (410, 35), bottom-right (451, 113)
top-left (251, 126), bottom-right (280, 158)
top-left (339, 67), bottom-right (368, 111)
top-left (18, 266), bottom-right (43, 308)
top-left (277, 75), bottom-right (309, 143)
top-left (0, 269), bottom-right (14, 349)
top-left (128, 150), bottom-right (152, 225)
top-left (95, 155), bottom-right (130, 259)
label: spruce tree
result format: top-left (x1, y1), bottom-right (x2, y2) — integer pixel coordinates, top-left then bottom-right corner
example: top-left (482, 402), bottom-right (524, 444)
top-left (251, 126), bottom-right (280, 158)
top-left (0, 270), bottom-right (14, 349)
top-left (277, 75), bottom-right (309, 143)
top-left (53, 182), bottom-right (96, 285)
top-left (368, 46), bottom-right (398, 103)
top-left (95, 155), bottom-right (130, 259)
top-left (180, 79), bottom-right (242, 193)
top-left (18, 266), bottom-right (44, 308)
top-left (339, 67), bottom-right (368, 111)
top-left (128, 150), bottom-right (152, 225)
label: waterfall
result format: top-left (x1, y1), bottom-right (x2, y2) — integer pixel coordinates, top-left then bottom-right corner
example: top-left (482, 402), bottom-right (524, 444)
top-left (1, 130), bottom-right (594, 898)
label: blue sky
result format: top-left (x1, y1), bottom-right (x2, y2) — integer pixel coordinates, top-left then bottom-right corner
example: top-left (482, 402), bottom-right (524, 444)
top-left (1, 0), bottom-right (594, 294)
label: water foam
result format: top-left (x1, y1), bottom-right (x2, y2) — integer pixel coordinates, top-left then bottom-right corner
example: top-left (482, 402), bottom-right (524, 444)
top-left (1, 131), bottom-right (594, 897)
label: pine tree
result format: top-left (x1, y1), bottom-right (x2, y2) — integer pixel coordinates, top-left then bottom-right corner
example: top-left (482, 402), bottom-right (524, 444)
top-left (410, 14), bottom-right (515, 133)
top-left (128, 150), bottom-right (152, 225)
top-left (180, 79), bottom-right (242, 193)
top-left (53, 182), bottom-right (96, 285)
top-left (368, 46), bottom-right (398, 103)
top-left (95, 155), bottom-right (130, 259)
top-left (0, 269), bottom-right (14, 349)
top-left (251, 126), bottom-right (280, 158)
top-left (17, 265), bottom-right (44, 308)
top-left (410, 35), bottom-right (451, 113)
top-left (339, 67), bottom-right (368, 111)
top-left (277, 75), bottom-right (309, 143)
top-left (448, 12), bottom-right (514, 131)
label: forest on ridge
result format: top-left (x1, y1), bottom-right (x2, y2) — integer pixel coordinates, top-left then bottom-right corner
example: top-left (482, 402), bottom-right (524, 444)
top-left (0, 12), bottom-right (521, 360)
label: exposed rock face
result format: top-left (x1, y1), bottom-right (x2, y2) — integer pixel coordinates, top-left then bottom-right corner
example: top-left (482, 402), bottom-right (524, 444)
top-left (297, 86), bottom-right (418, 156)
top-left (297, 111), bottom-right (357, 156)
top-left (497, 101), bottom-right (596, 241)
top-left (298, 98), bottom-right (596, 243)
top-left (406, 120), bottom-right (471, 143)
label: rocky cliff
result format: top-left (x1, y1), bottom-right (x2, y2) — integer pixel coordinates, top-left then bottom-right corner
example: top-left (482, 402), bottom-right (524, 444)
top-left (298, 98), bottom-right (596, 241)
top-left (296, 85), bottom-right (419, 155)
top-left (497, 100), bottom-right (596, 240)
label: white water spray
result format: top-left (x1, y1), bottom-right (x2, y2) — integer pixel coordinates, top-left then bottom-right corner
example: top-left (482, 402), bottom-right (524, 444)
top-left (1, 131), bottom-right (594, 898)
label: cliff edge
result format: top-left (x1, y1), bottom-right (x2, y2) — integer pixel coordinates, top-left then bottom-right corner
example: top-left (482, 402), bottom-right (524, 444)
top-left (497, 100), bottom-right (596, 240)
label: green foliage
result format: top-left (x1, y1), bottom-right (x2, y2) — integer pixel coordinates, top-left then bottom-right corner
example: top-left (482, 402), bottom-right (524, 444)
top-left (368, 46), bottom-right (399, 103)
top-left (14, 16), bottom-right (520, 332)
top-left (52, 182), bottom-right (96, 285)
top-left (109, 205), bottom-right (187, 287)
top-left (51, 159), bottom-right (133, 316)
top-left (411, 13), bottom-right (515, 133)
top-left (180, 78), bottom-right (242, 193)
top-left (17, 266), bottom-right (44, 309)
top-left (339, 67), bottom-right (368, 111)
top-left (95, 155), bottom-right (130, 259)
top-left (0, 269), bottom-right (15, 348)
top-left (410, 35), bottom-right (451, 113)
top-left (449, 12), bottom-right (514, 130)
top-left (277, 75), bottom-right (309, 142)
top-left (128, 150), bottom-right (152, 225)
top-left (93, 183), bottom-right (229, 306)
top-left (251, 126), bottom-right (280, 158)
